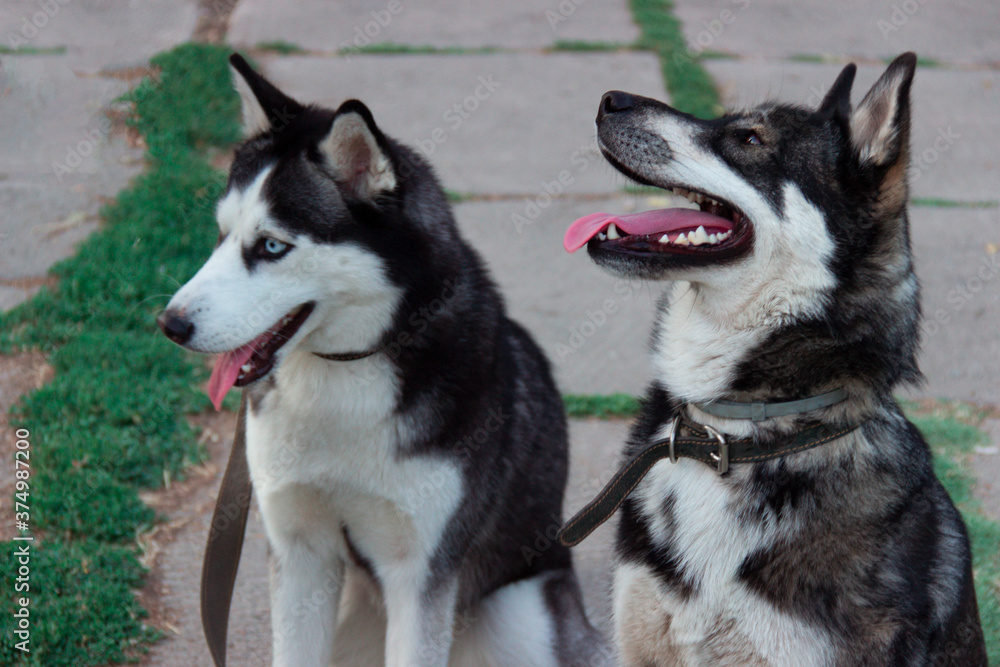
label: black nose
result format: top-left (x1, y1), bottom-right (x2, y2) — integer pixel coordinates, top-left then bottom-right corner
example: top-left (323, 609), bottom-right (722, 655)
top-left (599, 91), bottom-right (636, 119)
top-left (157, 311), bottom-right (194, 345)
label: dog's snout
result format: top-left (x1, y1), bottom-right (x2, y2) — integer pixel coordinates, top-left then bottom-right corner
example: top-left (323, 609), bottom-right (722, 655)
top-left (157, 310), bottom-right (195, 345)
top-left (599, 91), bottom-right (636, 119)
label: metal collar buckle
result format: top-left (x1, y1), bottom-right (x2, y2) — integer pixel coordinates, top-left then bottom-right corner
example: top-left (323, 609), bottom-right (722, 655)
top-left (704, 424), bottom-right (729, 474)
top-left (667, 415), bottom-right (681, 463)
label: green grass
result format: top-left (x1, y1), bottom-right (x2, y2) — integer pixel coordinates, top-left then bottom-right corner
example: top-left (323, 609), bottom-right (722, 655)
top-left (629, 0), bottom-right (722, 118)
top-left (550, 40), bottom-right (631, 52)
top-left (564, 393), bottom-right (642, 419)
top-left (788, 53), bottom-right (836, 64)
top-left (0, 42), bottom-right (241, 665)
top-left (255, 39), bottom-right (306, 55)
top-left (338, 42), bottom-right (500, 56)
top-left (622, 183), bottom-right (668, 196)
top-left (699, 49), bottom-right (740, 61)
top-left (911, 197), bottom-right (999, 209)
top-left (445, 190), bottom-right (477, 203)
top-left (0, 45), bottom-right (67, 55)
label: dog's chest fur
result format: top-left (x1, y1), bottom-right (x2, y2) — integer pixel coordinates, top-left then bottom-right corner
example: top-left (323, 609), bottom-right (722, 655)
top-left (614, 458), bottom-right (837, 667)
top-left (244, 350), bottom-right (463, 569)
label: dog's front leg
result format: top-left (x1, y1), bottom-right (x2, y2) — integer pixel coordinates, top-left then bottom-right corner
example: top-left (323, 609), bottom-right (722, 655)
top-left (383, 565), bottom-right (459, 667)
top-left (269, 539), bottom-right (345, 667)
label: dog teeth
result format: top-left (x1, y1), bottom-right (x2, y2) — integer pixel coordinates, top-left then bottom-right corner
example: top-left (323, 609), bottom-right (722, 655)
top-left (606, 223), bottom-right (621, 240)
top-left (689, 226), bottom-right (709, 245)
top-left (671, 186), bottom-right (690, 198)
top-left (241, 363), bottom-right (252, 372)
top-left (659, 234), bottom-right (671, 244)
top-left (674, 232), bottom-right (690, 246)
top-left (597, 232), bottom-right (607, 241)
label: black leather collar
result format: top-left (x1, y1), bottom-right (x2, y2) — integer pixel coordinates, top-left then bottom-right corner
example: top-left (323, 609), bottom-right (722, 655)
top-left (313, 346), bottom-right (383, 362)
top-left (557, 413), bottom-right (865, 547)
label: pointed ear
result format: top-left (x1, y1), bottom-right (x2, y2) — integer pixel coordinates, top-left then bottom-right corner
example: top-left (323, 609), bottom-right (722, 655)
top-left (818, 63), bottom-right (856, 124)
top-left (850, 52), bottom-right (917, 167)
top-left (320, 100), bottom-right (397, 200)
top-left (229, 53), bottom-right (302, 136)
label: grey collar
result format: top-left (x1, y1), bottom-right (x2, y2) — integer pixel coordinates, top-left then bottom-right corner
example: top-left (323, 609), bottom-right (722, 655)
top-left (692, 388), bottom-right (849, 422)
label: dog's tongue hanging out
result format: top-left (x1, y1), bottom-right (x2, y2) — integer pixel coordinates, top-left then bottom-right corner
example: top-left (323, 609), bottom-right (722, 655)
top-left (206, 344), bottom-right (256, 411)
top-left (563, 208), bottom-right (732, 252)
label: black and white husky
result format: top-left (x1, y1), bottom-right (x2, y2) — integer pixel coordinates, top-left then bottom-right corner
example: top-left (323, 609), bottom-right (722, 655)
top-left (158, 55), bottom-right (605, 666)
top-left (564, 53), bottom-right (987, 665)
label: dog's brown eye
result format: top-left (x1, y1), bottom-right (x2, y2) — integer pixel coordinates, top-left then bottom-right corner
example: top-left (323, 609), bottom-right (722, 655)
top-left (745, 131), bottom-right (763, 146)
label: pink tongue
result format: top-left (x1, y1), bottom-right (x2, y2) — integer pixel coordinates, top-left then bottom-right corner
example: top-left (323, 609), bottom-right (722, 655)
top-left (563, 209), bottom-right (731, 253)
top-left (207, 343), bottom-right (256, 411)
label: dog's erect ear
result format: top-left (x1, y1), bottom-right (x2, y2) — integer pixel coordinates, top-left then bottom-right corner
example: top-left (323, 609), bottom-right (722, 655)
top-left (229, 53), bottom-right (303, 136)
top-left (320, 100), bottom-right (397, 200)
top-left (849, 52), bottom-right (917, 167)
top-left (818, 63), bottom-right (856, 124)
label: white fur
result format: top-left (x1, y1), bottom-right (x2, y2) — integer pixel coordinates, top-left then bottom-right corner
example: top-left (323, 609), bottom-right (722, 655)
top-left (639, 113), bottom-right (838, 402)
top-left (449, 576), bottom-right (559, 667)
top-left (231, 65), bottom-right (271, 136)
top-left (652, 183), bottom-right (837, 403)
top-left (613, 457), bottom-right (839, 666)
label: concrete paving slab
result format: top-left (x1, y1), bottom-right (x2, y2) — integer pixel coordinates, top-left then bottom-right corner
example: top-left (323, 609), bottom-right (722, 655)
top-left (455, 196), bottom-right (666, 397)
top-left (703, 59), bottom-right (1000, 202)
top-left (671, 0), bottom-right (1000, 65)
top-left (907, 206), bottom-right (1000, 405)
top-left (0, 0), bottom-right (199, 72)
top-left (228, 0), bottom-right (638, 52)
top-left (0, 56), bottom-right (138, 175)
top-left (0, 56), bottom-right (143, 306)
top-left (259, 51), bottom-right (666, 196)
top-left (143, 416), bottom-right (630, 666)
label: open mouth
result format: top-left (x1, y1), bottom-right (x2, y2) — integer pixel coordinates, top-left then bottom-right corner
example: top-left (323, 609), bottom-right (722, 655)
top-left (563, 185), bottom-right (753, 264)
top-left (206, 302), bottom-right (314, 409)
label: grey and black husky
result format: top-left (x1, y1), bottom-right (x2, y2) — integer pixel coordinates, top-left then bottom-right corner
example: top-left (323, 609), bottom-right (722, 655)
top-left (158, 55), bottom-right (604, 666)
top-left (564, 53), bottom-right (987, 665)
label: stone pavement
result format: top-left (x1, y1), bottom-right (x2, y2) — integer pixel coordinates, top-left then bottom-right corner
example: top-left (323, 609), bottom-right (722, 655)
top-left (0, 0), bottom-right (201, 308)
top-left (0, 0), bottom-right (997, 663)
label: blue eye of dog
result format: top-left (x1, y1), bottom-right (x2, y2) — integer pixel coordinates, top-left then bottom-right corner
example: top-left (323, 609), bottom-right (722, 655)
top-left (744, 131), bottom-right (763, 146)
top-left (258, 237), bottom-right (290, 258)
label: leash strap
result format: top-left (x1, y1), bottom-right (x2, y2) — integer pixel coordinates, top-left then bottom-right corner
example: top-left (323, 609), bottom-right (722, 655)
top-left (557, 418), bottom-right (861, 547)
top-left (201, 393), bottom-right (252, 667)
top-left (693, 388), bottom-right (848, 421)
